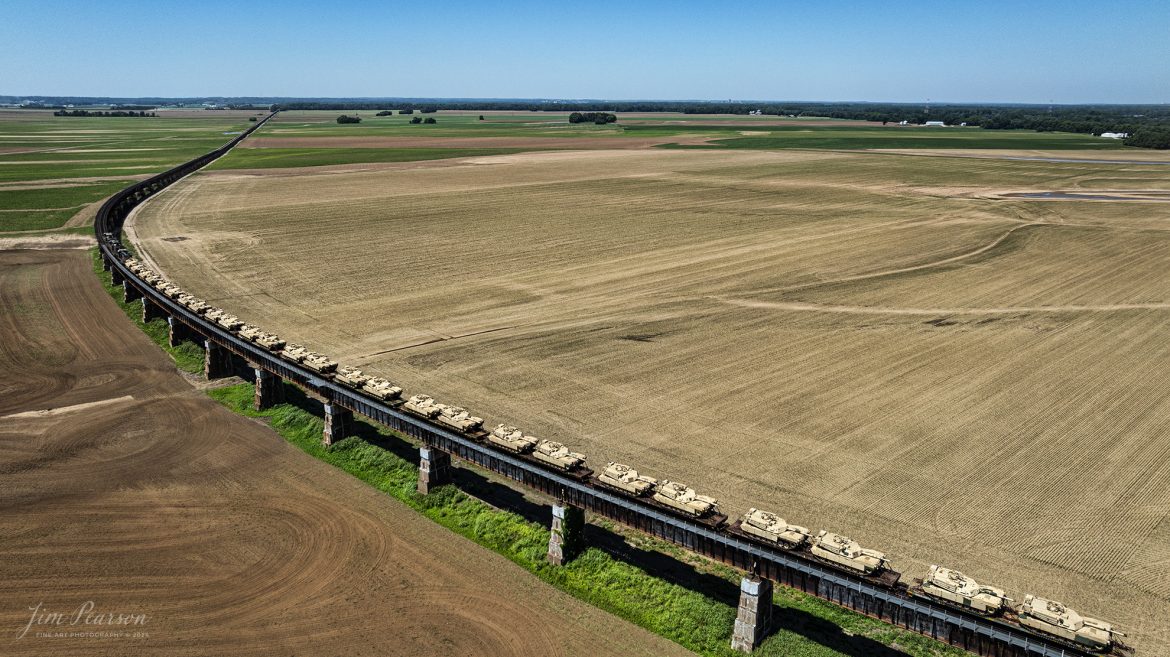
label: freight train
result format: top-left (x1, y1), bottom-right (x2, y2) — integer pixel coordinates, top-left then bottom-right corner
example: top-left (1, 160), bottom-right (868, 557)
top-left (115, 246), bottom-right (1133, 656)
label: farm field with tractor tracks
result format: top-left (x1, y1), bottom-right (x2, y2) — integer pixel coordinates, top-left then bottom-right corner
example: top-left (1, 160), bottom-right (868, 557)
top-left (130, 110), bottom-right (1170, 653)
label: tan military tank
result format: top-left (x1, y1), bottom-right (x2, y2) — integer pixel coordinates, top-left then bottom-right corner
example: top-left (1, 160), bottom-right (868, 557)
top-left (532, 440), bottom-right (586, 471)
top-left (238, 325), bottom-right (286, 351)
top-left (738, 508), bottom-right (811, 547)
top-left (436, 405), bottom-right (484, 433)
top-left (160, 283), bottom-right (184, 299)
top-left (141, 272), bottom-right (166, 287)
top-left (362, 377), bottom-right (403, 401)
top-left (302, 352), bottom-right (337, 374)
top-left (919, 565), bottom-right (1009, 614)
top-left (653, 481), bottom-right (718, 517)
top-left (335, 366), bottom-right (369, 387)
top-left (598, 462), bottom-right (657, 496)
top-left (124, 258), bottom-right (142, 271)
top-left (280, 344), bottom-right (309, 363)
top-left (488, 425), bottom-right (538, 453)
top-left (810, 531), bottom-right (888, 575)
top-left (212, 312), bottom-right (243, 331)
top-left (1019, 594), bottom-right (1122, 650)
top-left (404, 394), bottom-right (443, 419)
top-left (204, 308), bottom-right (227, 323)
top-left (178, 296), bottom-right (210, 315)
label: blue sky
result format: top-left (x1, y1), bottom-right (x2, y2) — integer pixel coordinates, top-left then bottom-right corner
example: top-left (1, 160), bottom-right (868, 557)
top-left (3, 0), bottom-right (1167, 103)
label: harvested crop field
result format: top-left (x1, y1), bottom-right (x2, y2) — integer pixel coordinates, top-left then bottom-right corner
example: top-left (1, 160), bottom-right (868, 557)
top-left (0, 248), bottom-right (692, 657)
top-left (131, 147), bottom-right (1170, 653)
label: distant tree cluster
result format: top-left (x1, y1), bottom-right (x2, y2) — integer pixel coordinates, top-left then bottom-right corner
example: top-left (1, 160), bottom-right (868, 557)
top-left (424, 117), bottom-right (437, 124)
top-left (569, 112), bottom-right (617, 125)
top-left (375, 110), bottom-right (394, 116)
top-left (398, 109), bottom-right (414, 115)
top-left (335, 115), bottom-right (362, 124)
top-left (53, 109), bottom-right (156, 117)
top-left (1125, 129), bottom-right (1170, 149)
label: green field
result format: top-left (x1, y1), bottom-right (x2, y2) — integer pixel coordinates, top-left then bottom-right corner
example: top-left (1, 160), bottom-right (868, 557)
top-left (208, 146), bottom-right (533, 169)
top-left (198, 109), bottom-right (1135, 170)
top-left (0, 110), bottom-right (256, 231)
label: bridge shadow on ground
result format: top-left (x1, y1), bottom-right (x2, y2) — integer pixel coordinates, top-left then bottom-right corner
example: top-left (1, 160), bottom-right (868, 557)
top-left (272, 382), bottom-right (908, 657)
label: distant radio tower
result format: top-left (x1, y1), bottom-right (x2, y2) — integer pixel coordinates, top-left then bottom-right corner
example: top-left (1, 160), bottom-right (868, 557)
top-left (924, 98), bottom-right (931, 115)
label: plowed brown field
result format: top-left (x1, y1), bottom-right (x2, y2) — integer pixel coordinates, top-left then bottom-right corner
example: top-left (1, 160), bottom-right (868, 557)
top-left (131, 147), bottom-right (1170, 653)
top-left (0, 249), bottom-right (693, 657)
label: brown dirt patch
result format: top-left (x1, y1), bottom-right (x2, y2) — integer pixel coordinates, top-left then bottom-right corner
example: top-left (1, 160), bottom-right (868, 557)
top-left (0, 249), bottom-right (692, 657)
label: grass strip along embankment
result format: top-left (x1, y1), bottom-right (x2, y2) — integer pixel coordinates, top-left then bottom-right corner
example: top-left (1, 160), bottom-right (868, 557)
top-left (92, 249), bottom-right (204, 373)
top-left (91, 245), bottom-right (962, 657)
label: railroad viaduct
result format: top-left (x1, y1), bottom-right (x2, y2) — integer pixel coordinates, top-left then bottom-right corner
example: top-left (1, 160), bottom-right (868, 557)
top-left (97, 111), bottom-right (1108, 657)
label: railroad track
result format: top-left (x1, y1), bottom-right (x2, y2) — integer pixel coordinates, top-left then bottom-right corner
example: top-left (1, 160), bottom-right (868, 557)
top-left (95, 111), bottom-right (1118, 657)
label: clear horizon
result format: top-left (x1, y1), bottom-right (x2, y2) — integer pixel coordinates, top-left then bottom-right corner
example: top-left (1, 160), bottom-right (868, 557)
top-left (3, 0), bottom-right (1167, 104)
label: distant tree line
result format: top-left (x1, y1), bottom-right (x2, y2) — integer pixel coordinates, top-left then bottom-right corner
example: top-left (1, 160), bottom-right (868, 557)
top-left (569, 112), bottom-right (617, 124)
top-left (54, 109), bottom-right (156, 117)
top-left (1125, 129), bottom-right (1170, 149)
top-left (335, 115), bottom-right (362, 124)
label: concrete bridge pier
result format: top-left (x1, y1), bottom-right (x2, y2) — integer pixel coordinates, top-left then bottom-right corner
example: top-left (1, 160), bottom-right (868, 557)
top-left (110, 267), bottom-right (125, 285)
top-left (253, 368), bottom-right (285, 410)
top-left (101, 254), bottom-right (112, 272)
top-left (204, 339), bottom-right (233, 379)
top-left (731, 575), bottom-right (774, 652)
top-left (122, 280), bottom-right (142, 303)
top-left (417, 446), bottom-right (452, 494)
top-left (167, 316), bottom-right (194, 347)
top-left (322, 403), bottom-right (353, 446)
top-left (547, 501), bottom-right (585, 565)
top-left (142, 296), bottom-right (166, 323)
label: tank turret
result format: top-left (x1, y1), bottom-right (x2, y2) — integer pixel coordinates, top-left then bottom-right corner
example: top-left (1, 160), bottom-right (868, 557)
top-left (653, 480), bottom-right (718, 517)
top-left (488, 425), bottom-right (537, 453)
top-left (362, 377), bottom-right (403, 401)
top-left (532, 440), bottom-right (586, 471)
top-left (598, 462), bottom-right (657, 496)
top-left (404, 394), bottom-right (443, 419)
top-left (739, 508), bottom-right (811, 546)
top-left (335, 366), bottom-right (369, 387)
top-left (920, 565), bottom-right (1009, 614)
top-left (302, 352), bottom-right (337, 374)
top-left (1019, 595), bottom-right (1122, 650)
top-left (810, 531), bottom-right (888, 574)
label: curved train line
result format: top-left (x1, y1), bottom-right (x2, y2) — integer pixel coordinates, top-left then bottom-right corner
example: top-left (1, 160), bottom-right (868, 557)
top-left (95, 112), bottom-right (1130, 657)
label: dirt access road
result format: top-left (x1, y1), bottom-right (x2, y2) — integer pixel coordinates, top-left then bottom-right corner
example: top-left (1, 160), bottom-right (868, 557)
top-left (0, 249), bottom-right (692, 657)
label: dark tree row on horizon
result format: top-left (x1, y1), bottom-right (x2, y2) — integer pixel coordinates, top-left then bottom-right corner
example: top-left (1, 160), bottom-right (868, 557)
top-left (53, 109), bottom-right (157, 117)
